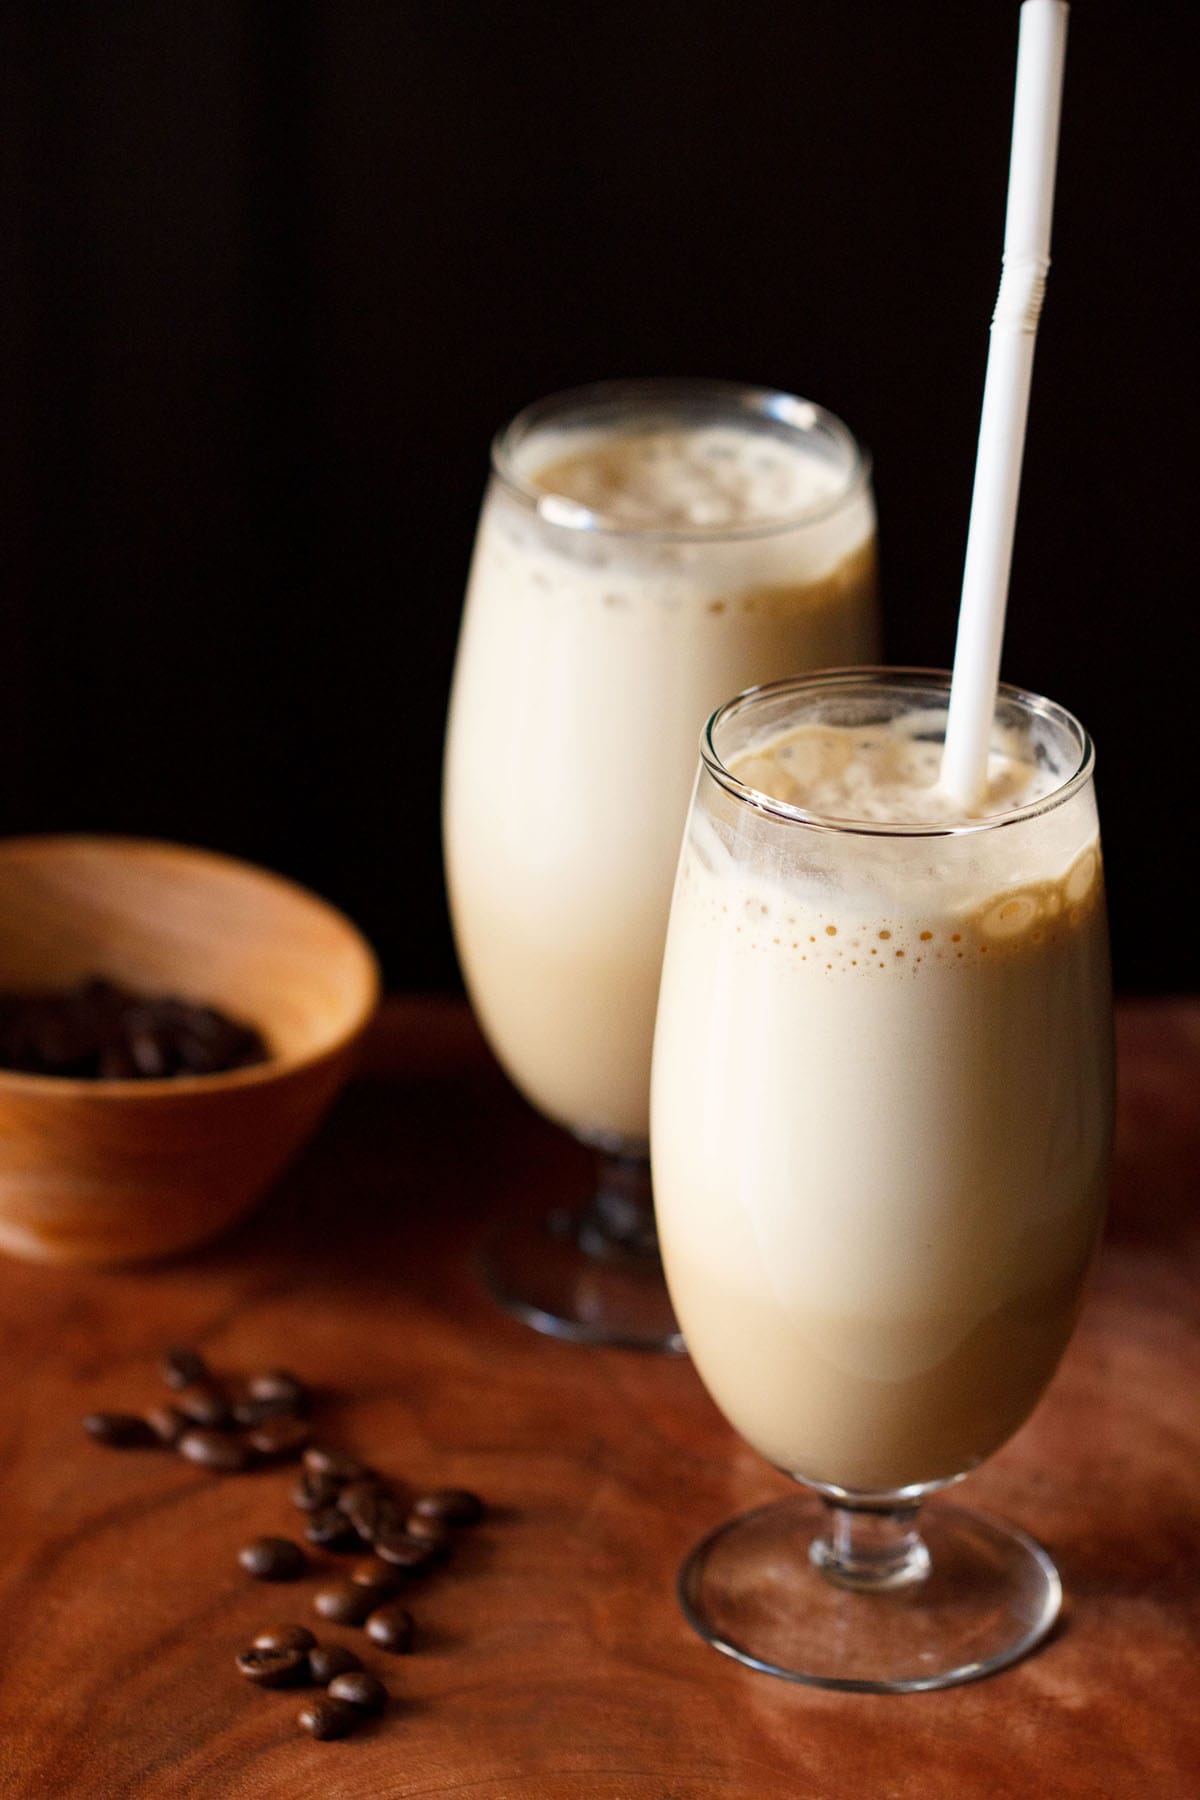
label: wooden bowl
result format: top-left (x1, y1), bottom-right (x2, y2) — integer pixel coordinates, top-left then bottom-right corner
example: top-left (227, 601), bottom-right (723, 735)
top-left (0, 836), bottom-right (381, 1265)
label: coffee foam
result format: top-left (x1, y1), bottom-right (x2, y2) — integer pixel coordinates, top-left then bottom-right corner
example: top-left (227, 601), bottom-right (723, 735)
top-left (675, 843), bottom-right (1103, 980)
top-left (729, 715), bottom-right (1066, 825)
top-left (531, 426), bottom-right (847, 531)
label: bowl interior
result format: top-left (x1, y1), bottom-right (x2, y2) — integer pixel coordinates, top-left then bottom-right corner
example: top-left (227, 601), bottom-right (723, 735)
top-left (0, 837), bottom-right (380, 1078)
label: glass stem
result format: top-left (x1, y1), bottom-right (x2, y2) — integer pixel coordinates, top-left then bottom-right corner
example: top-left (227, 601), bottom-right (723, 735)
top-left (576, 1152), bottom-right (660, 1265)
top-left (810, 1496), bottom-right (932, 1592)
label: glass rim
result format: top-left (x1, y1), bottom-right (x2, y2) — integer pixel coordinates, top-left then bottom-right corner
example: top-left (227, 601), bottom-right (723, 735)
top-left (489, 377), bottom-right (872, 542)
top-left (701, 668), bottom-right (1096, 839)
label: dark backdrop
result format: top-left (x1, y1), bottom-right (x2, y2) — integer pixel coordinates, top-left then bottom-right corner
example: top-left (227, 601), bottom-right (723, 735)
top-left (2, 2), bottom-right (1195, 991)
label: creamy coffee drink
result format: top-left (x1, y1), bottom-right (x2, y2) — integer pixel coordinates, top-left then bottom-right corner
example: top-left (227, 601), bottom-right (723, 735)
top-left (444, 386), bottom-right (878, 1148)
top-left (651, 681), bottom-right (1112, 1493)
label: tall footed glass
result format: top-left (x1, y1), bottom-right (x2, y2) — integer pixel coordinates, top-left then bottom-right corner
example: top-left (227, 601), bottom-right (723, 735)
top-left (651, 670), bottom-right (1113, 1686)
top-left (443, 381), bottom-right (878, 1350)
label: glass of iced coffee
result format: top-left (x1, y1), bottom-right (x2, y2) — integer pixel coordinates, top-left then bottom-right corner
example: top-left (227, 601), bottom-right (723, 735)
top-left (444, 381), bottom-right (878, 1349)
top-left (651, 668), bottom-right (1112, 1687)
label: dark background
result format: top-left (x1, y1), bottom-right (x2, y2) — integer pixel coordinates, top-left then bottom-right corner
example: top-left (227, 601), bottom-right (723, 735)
top-left (2, 2), bottom-right (1195, 992)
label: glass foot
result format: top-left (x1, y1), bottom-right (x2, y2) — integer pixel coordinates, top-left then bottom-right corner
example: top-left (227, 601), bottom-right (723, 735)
top-left (479, 1206), bottom-right (685, 1354)
top-left (678, 1493), bottom-right (1061, 1692)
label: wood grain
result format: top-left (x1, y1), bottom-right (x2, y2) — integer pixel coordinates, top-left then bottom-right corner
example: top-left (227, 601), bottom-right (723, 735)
top-left (0, 995), bottom-right (1196, 1799)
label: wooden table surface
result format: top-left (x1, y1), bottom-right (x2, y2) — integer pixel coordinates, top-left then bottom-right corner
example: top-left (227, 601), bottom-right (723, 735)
top-left (0, 995), bottom-right (1197, 1800)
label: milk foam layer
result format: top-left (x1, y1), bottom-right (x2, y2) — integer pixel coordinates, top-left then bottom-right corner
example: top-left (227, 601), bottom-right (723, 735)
top-left (445, 411), bottom-right (878, 1146)
top-left (732, 714), bottom-right (1063, 824)
top-left (651, 716), bottom-right (1112, 1492)
top-left (533, 427), bottom-right (848, 530)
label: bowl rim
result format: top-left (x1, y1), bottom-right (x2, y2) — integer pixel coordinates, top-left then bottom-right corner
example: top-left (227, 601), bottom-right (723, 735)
top-left (0, 833), bottom-right (383, 1097)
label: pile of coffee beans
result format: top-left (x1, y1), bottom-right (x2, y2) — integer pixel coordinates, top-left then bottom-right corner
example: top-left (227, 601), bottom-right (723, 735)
top-left (229, 1446), bottom-right (487, 1662)
top-left (0, 977), bottom-right (269, 1079)
top-left (84, 1347), bottom-right (487, 1745)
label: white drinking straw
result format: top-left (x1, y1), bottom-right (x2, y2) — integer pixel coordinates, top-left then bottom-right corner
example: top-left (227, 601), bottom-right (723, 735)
top-left (940, 0), bottom-right (1070, 810)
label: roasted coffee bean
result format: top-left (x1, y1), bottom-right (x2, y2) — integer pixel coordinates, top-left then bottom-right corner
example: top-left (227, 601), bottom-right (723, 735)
top-left (236, 1645), bottom-right (309, 1688)
top-left (231, 1388), bottom-right (308, 1429)
top-left (346, 1576), bottom-right (397, 1615)
top-left (403, 1512), bottom-right (454, 1553)
top-left (307, 1643), bottom-right (362, 1685)
top-left (127, 1014), bottom-right (172, 1077)
top-left (304, 1505), bottom-right (362, 1552)
top-left (337, 1478), bottom-right (402, 1543)
top-left (230, 1394), bottom-right (287, 1428)
top-left (173, 1005), bottom-right (262, 1075)
top-left (176, 1381), bottom-right (232, 1429)
top-left (411, 1487), bottom-right (485, 1527)
top-left (349, 1557), bottom-right (402, 1595)
top-left (97, 1042), bottom-right (139, 1079)
top-left (161, 1346), bottom-right (209, 1390)
top-left (144, 1404), bottom-right (189, 1447)
top-left (335, 1474), bottom-right (387, 1514)
top-left (82, 1411), bottom-right (158, 1448)
top-left (177, 1427), bottom-right (252, 1473)
top-left (239, 1536), bottom-right (306, 1582)
top-left (246, 1416), bottom-right (311, 1462)
top-left (292, 1469), bottom-right (342, 1513)
top-left (327, 1670), bottom-right (387, 1713)
top-left (312, 1581), bottom-right (376, 1626)
top-left (303, 1444), bottom-right (369, 1485)
top-left (253, 1623), bottom-right (317, 1653)
top-left (298, 1695), bottom-right (361, 1739)
top-left (247, 1369), bottom-right (309, 1414)
top-left (372, 1530), bottom-right (437, 1574)
top-left (365, 1602), bottom-right (414, 1653)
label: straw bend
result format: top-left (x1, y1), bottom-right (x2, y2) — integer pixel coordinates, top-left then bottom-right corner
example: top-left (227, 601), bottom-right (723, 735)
top-left (992, 256), bottom-right (1049, 334)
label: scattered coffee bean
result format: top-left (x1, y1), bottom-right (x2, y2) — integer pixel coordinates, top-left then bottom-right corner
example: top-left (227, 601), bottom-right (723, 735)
top-left (176, 1381), bottom-right (232, 1429)
top-left (365, 1602), bottom-right (414, 1654)
top-left (161, 1346), bottom-right (210, 1390)
top-left (82, 1411), bottom-right (159, 1449)
top-left (292, 1469), bottom-right (342, 1513)
top-left (335, 1474), bottom-right (387, 1512)
top-left (348, 1577), bottom-right (397, 1615)
top-left (230, 1394), bottom-right (284, 1429)
top-left (303, 1444), bottom-right (370, 1485)
top-left (313, 1580), bottom-right (377, 1626)
top-left (337, 1477), bottom-right (402, 1544)
top-left (372, 1529), bottom-right (437, 1574)
top-left (403, 1511), bottom-right (454, 1553)
top-left (230, 1386), bottom-right (309, 1429)
top-left (304, 1505), bottom-right (362, 1552)
top-left (247, 1369), bottom-right (309, 1414)
top-left (239, 1536), bottom-right (306, 1582)
top-left (349, 1557), bottom-right (402, 1595)
top-left (236, 1644), bottom-right (309, 1688)
top-left (246, 1416), bottom-right (311, 1462)
top-left (298, 1695), bottom-right (361, 1739)
top-left (177, 1427), bottom-right (252, 1473)
top-left (144, 1403), bottom-right (189, 1447)
top-left (328, 1670), bottom-right (387, 1713)
top-left (307, 1643), bottom-right (362, 1685)
top-left (411, 1487), bottom-right (485, 1527)
top-left (253, 1623), bottom-right (317, 1653)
